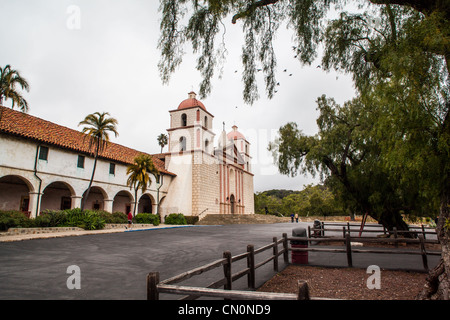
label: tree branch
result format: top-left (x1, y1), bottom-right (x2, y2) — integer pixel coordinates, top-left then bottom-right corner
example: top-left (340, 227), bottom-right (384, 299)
top-left (232, 0), bottom-right (280, 24)
top-left (369, 0), bottom-right (448, 18)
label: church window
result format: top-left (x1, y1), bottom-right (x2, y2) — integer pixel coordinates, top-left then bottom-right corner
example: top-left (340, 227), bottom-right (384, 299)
top-left (77, 155), bottom-right (85, 168)
top-left (196, 129), bottom-right (201, 148)
top-left (109, 163), bottom-right (116, 175)
top-left (38, 146), bottom-right (49, 161)
top-left (181, 114), bottom-right (187, 126)
top-left (180, 136), bottom-right (187, 152)
top-left (205, 139), bottom-right (209, 153)
top-left (204, 116), bottom-right (208, 128)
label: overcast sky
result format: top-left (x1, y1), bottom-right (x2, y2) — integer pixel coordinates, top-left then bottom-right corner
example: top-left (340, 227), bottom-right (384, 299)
top-left (0, 0), bottom-right (357, 192)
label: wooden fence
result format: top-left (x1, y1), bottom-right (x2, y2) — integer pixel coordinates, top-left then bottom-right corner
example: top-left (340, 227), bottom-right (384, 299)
top-left (309, 222), bottom-right (437, 239)
top-left (147, 230), bottom-right (441, 300)
top-left (291, 232), bottom-right (440, 271)
top-left (147, 236), bottom-right (319, 300)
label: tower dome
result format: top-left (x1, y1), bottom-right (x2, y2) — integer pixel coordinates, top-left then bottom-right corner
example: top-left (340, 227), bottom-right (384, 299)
top-left (227, 125), bottom-right (245, 140)
top-left (178, 91), bottom-right (207, 111)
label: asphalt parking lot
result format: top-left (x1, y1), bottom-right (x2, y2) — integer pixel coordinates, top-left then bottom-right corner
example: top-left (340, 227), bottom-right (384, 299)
top-left (0, 222), bottom-right (440, 300)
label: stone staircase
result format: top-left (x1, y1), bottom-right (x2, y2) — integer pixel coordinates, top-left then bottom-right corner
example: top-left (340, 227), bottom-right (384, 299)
top-left (196, 214), bottom-right (290, 225)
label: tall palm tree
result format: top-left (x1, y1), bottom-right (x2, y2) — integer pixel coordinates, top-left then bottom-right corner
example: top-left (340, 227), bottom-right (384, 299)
top-left (127, 154), bottom-right (159, 216)
top-left (0, 65), bottom-right (30, 112)
top-left (157, 133), bottom-right (168, 153)
top-left (78, 112), bottom-right (119, 211)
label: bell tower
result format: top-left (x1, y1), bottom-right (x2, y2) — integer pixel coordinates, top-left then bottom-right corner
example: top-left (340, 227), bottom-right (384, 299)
top-left (167, 91), bottom-right (215, 155)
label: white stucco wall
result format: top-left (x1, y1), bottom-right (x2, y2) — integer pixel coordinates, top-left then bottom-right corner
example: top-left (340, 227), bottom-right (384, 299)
top-left (0, 134), bottom-right (171, 217)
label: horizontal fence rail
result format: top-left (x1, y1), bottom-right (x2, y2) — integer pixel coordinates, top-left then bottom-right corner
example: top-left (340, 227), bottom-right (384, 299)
top-left (287, 232), bottom-right (440, 271)
top-left (309, 222), bottom-right (437, 239)
top-left (147, 236), bottom-right (321, 300)
top-left (148, 229), bottom-right (441, 300)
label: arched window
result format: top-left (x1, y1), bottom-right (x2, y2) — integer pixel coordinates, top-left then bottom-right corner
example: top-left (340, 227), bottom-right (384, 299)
top-left (205, 139), bottom-right (209, 153)
top-left (230, 194), bottom-right (235, 214)
top-left (196, 129), bottom-right (201, 148)
top-left (181, 114), bottom-right (187, 127)
top-left (179, 136), bottom-right (187, 152)
top-left (204, 116), bottom-right (208, 128)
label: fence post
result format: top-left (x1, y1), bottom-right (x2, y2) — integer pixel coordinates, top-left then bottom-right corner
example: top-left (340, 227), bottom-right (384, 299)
top-left (421, 224), bottom-right (426, 240)
top-left (247, 245), bottom-right (255, 289)
top-left (147, 272), bottom-right (160, 300)
top-left (297, 280), bottom-right (310, 300)
top-left (418, 235), bottom-right (429, 271)
top-left (321, 222), bottom-right (325, 236)
top-left (345, 233), bottom-right (353, 267)
top-left (223, 251), bottom-right (232, 291)
top-left (273, 237), bottom-right (279, 272)
top-left (342, 226), bottom-right (346, 238)
top-left (347, 222), bottom-right (350, 235)
top-left (393, 227), bottom-right (398, 248)
top-left (282, 233), bottom-right (289, 264)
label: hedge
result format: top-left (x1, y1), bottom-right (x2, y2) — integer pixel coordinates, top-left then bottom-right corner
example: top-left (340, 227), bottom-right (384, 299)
top-left (134, 213), bottom-right (160, 226)
top-left (165, 213), bottom-right (187, 225)
top-left (0, 209), bottom-right (130, 231)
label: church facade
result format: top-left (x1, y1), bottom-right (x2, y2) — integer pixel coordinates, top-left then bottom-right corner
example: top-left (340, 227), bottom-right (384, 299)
top-left (161, 92), bottom-right (254, 217)
top-left (0, 92), bottom-right (254, 219)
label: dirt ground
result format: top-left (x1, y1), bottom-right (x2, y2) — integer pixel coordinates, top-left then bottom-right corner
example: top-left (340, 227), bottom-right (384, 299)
top-left (257, 265), bottom-right (427, 300)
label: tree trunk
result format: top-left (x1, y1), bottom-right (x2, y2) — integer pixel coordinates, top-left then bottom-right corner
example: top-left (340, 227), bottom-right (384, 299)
top-left (377, 210), bottom-right (410, 232)
top-left (134, 185), bottom-right (138, 217)
top-left (81, 141), bottom-right (100, 211)
top-left (416, 185), bottom-right (450, 299)
top-left (417, 122), bottom-right (450, 300)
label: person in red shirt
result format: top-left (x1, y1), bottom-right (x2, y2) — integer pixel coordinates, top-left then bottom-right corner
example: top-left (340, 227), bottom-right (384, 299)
top-left (126, 211), bottom-right (133, 229)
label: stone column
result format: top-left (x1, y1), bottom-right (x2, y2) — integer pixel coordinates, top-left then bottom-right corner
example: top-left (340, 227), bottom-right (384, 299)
top-left (103, 199), bottom-right (114, 213)
top-left (28, 192), bottom-right (43, 218)
top-left (71, 196), bottom-right (83, 209)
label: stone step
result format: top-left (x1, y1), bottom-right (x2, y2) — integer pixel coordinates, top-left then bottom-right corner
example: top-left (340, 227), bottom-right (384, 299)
top-left (196, 214), bottom-right (290, 225)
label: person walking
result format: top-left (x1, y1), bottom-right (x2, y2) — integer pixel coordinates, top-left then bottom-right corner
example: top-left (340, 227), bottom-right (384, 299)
top-left (295, 213), bottom-right (299, 223)
top-left (291, 213), bottom-right (294, 223)
top-left (126, 211), bottom-right (133, 229)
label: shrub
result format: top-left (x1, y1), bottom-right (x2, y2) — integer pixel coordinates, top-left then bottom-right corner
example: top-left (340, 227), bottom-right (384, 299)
top-left (165, 213), bottom-right (187, 225)
top-left (97, 211), bottom-right (128, 224)
top-left (63, 208), bottom-right (105, 230)
top-left (135, 213), bottom-right (160, 226)
top-left (0, 211), bottom-right (33, 231)
top-left (34, 210), bottom-right (67, 227)
top-left (184, 215), bottom-right (199, 225)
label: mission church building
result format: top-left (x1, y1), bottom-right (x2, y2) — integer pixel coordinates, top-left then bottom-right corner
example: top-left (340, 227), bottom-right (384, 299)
top-left (0, 91), bottom-right (255, 219)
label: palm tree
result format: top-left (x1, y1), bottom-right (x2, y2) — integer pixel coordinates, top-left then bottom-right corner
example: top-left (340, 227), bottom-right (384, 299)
top-left (0, 65), bottom-right (30, 112)
top-left (157, 133), bottom-right (168, 153)
top-left (126, 154), bottom-right (159, 216)
top-left (78, 112), bottom-right (119, 211)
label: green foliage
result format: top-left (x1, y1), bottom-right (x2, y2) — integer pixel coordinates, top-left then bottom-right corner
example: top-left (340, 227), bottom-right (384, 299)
top-left (134, 213), bottom-right (160, 226)
top-left (0, 211), bottom-right (33, 231)
top-left (63, 208), bottom-right (105, 230)
top-left (34, 210), bottom-right (67, 228)
top-left (184, 216), bottom-right (199, 225)
top-left (0, 209), bottom-right (134, 231)
top-left (158, 0), bottom-right (335, 104)
top-left (165, 213), bottom-right (187, 225)
top-left (0, 64), bottom-right (30, 112)
top-left (255, 185), bottom-right (345, 217)
top-left (98, 211), bottom-right (128, 224)
top-left (127, 154), bottom-right (160, 216)
top-left (269, 94), bottom-right (440, 229)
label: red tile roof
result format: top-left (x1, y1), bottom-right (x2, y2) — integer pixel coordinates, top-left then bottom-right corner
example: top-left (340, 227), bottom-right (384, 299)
top-left (0, 106), bottom-right (175, 176)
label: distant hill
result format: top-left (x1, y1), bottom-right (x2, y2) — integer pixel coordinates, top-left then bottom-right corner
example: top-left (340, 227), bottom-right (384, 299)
top-left (259, 189), bottom-right (301, 199)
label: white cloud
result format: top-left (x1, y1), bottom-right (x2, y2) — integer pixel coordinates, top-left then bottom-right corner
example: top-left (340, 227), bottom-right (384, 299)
top-left (0, 0), bottom-right (356, 191)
